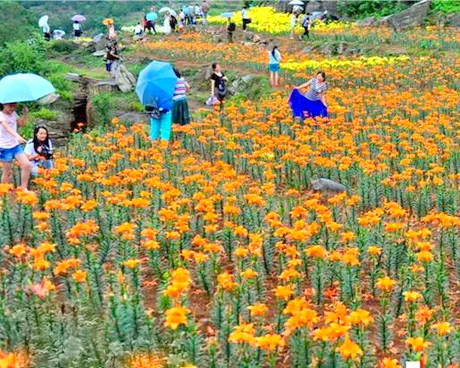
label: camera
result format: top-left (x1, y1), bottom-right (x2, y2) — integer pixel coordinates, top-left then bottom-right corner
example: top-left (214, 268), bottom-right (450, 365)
top-left (39, 146), bottom-right (54, 160)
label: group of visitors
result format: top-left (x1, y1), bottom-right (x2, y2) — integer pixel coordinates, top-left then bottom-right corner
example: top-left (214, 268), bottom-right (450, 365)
top-left (148, 68), bottom-right (191, 142)
top-left (290, 11), bottom-right (311, 39)
top-left (0, 103), bottom-right (54, 191)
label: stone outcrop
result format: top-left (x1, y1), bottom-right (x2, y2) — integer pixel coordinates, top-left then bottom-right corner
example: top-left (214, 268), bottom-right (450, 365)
top-left (378, 0), bottom-right (431, 30)
top-left (311, 178), bottom-right (346, 193)
top-left (114, 65), bottom-right (136, 93)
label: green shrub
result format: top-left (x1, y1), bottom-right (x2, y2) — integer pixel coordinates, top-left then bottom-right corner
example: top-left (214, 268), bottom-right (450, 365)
top-left (92, 93), bottom-right (113, 126)
top-left (338, 0), bottom-right (409, 19)
top-left (432, 0), bottom-right (460, 13)
top-left (29, 107), bottom-right (58, 121)
top-left (47, 40), bottom-right (79, 54)
top-left (0, 2), bottom-right (36, 44)
top-left (0, 39), bottom-right (44, 75)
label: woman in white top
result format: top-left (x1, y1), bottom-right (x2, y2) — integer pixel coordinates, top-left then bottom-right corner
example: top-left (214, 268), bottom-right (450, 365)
top-left (0, 103), bottom-right (31, 190)
top-left (73, 21), bottom-right (82, 38)
top-left (24, 125), bottom-right (54, 176)
top-left (241, 6), bottom-right (251, 32)
top-left (290, 12), bottom-right (298, 39)
top-left (163, 13), bottom-right (172, 34)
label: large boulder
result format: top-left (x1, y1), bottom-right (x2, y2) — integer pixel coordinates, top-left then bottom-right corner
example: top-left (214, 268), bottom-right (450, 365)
top-left (311, 178), bottom-right (346, 193)
top-left (357, 17), bottom-right (377, 26)
top-left (447, 13), bottom-right (460, 28)
top-left (36, 111), bottom-right (73, 147)
top-left (378, 0), bottom-right (431, 30)
top-left (114, 65), bottom-right (136, 93)
top-left (306, 1), bottom-right (338, 15)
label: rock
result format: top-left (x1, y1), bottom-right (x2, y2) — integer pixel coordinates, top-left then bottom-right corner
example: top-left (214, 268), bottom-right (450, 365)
top-left (118, 112), bottom-right (147, 124)
top-left (37, 93), bottom-right (60, 105)
top-left (93, 33), bottom-right (108, 51)
top-left (92, 50), bottom-right (106, 57)
top-left (319, 43), bottom-right (333, 56)
top-left (448, 13), bottom-right (460, 28)
top-left (35, 111), bottom-right (73, 147)
top-left (276, 0), bottom-right (292, 13)
top-left (302, 46), bottom-right (313, 54)
top-left (379, 0), bottom-right (431, 31)
top-left (253, 34), bottom-right (261, 43)
top-left (306, 1), bottom-right (338, 15)
top-left (357, 16), bottom-right (377, 26)
top-left (245, 32), bottom-right (255, 41)
top-left (337, 41), bottom-right (348, 54)
top-left (114, 65), bottom-right (136, 93)
top-left (212, 34), bottom-right (223, 43)
top-left (66, 73), bottom-right (82, 82)
top-left (241, 74), bottom-right (254, 84)
top-left (92, 33), bottom-right (105, 43)
top-left (306, 1), bottom-right (323, 13)
top-left (311, 178), bottom-right (346, 193)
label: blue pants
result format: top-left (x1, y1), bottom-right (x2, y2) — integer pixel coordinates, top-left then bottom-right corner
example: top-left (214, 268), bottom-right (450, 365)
top-left (149, 112), bottom-right (172, 141)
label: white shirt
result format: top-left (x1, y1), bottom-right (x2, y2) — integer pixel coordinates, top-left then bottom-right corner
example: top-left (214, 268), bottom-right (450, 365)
top-left (290, 14), bottom-right (297, 27)
top-left (134, 24), bottom-right (143, 34)
top-left (24, 139), bottom-right (53, 174)
top-left (0, 111), bottom-right (19, 149)
top-left (73, 23), bottom-right (81, 31)
top-left (42, 24), bottom-right (50, 33)
top-left (242, 9), bottom-right (249, 19)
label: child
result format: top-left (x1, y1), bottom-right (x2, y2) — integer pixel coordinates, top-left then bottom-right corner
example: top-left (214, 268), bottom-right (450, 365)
top-left (0, 103), bottom-right (31, 189)
top-left (227, 18), bottom-right (236, 43)
top-left (24, 125), bottom-right (54, 177)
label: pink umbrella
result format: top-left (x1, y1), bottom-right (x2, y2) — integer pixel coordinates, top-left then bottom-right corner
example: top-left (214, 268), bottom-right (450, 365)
top-left (71, 15), bottom-right (86, 22)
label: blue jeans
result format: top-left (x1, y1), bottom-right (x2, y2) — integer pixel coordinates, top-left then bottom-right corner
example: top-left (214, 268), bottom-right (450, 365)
top-left (150, 112), bottom-right (172, 141)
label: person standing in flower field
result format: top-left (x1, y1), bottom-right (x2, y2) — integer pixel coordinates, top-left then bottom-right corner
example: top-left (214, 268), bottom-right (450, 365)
top-left (73, 21), bottom-right (82, 38)
top-left (172, 68), bottom-right (191, 126)
top-left (201, 0), bottom-right (210, 25)
top-left (241, 5), bottom-right (251, 32)
top-left (0, 103), bottom-right (31, 190)
top-left (210, 62), bottom-right (228, 105)
top-left (268, 46), bottom-right (282, 87)
top-left (289, 11), bottom-right (298, 39)
top-left (227, 18), bottom-right (236, 43)
top-left (301, 13), bottom-right (310, 39)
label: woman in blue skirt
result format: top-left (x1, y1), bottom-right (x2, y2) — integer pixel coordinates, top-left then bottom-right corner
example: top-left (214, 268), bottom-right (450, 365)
top-left (289, 71), bottom-right (328, 122)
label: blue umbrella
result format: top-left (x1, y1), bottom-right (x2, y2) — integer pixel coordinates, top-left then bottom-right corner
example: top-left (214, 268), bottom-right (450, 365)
top-left (136, 61), bottom-right (177, 110)
top-left (0, 73), bottom-right (56, 104)
top-left (220, 12), bottom-right (235, 19)
top-left (146, 12), bottom-right (158, 21)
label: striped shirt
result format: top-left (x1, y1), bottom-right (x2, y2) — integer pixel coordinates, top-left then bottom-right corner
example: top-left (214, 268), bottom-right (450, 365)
top-left (173, 78), bottom-right (187, 101)
top-left (305, 78), bottom-right (327, 101)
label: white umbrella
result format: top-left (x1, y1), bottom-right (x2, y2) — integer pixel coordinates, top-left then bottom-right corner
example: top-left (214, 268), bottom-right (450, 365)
top-left (159, 7), bottom-right (178, 18)
top-left (38, 15), bottom-right (49, 27)
top-left (289, 0), bottom-right (304, 5)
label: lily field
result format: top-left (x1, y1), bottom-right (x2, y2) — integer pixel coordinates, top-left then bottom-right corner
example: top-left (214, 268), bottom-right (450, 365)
top-left (1, 8), bottom-right (460, 368)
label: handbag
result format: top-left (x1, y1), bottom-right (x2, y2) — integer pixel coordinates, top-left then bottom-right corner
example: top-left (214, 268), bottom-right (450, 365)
top-left (206, 96), bottom-right (218, 105)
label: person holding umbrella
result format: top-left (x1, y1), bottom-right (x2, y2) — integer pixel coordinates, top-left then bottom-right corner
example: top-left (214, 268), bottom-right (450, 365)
top-left (136, 61), bottom-right (177, 142)
top-left (0, 104), bottom-right (31, 190)
top-left (0, 73), bottom-right (55, 189)
top-left (73, 21), bottom-right (82, 38)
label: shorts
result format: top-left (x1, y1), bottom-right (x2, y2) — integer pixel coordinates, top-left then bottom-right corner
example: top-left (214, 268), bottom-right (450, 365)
top-left (269, 64), bottom-right (280, 73)
top-left (0, 145), bottom-right (23, 162)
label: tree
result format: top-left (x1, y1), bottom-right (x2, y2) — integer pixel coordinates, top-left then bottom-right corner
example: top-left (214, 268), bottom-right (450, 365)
top-left (0, 1), bottom-right (36, 45)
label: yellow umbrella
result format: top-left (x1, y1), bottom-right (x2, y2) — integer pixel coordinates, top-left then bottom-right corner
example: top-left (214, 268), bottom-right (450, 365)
top-left (102, 18), bottom-right (114, 26)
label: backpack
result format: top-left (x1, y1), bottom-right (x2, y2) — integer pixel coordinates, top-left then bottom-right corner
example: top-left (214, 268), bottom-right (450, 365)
top-left (302, 16), bottom-right (310, 27)
top-left (228, 22), bottom-right (236, 32)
